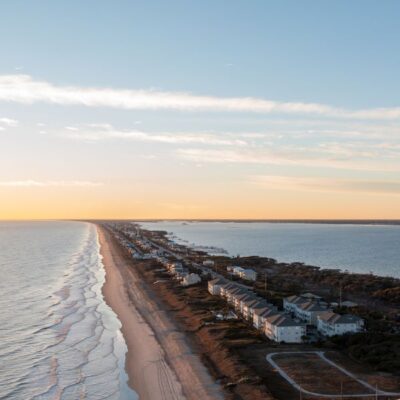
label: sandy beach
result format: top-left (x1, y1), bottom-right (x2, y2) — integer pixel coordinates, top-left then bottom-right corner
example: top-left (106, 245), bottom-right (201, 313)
top-left (97, 225), bottom-right (224, 400)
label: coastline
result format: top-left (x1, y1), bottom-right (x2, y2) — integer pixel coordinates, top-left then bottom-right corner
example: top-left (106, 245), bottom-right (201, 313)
top-left (97, 224), bottom-right (224, 400)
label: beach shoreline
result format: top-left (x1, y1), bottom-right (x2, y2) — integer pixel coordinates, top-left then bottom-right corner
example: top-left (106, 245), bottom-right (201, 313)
top-left (97, 224), bottom-right (224, 400)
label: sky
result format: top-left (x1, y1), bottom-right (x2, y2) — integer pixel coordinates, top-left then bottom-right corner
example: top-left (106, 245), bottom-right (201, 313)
top-left (1, 0), bottom-right (400, 219)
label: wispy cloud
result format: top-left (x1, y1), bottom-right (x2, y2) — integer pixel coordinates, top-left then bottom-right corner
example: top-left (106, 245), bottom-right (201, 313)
top-left (0, 180), bottom-right (103, 187)
top-left (177, 147), bottom-right (400, 172)
top-left (1, 74), bottom-right (400, 120)
top-left (251, 175), bottom-right (400, 195)
top-left (62, 125), bottom-right (247, 146)
top-left (0, 117), bottom-right (18, 127)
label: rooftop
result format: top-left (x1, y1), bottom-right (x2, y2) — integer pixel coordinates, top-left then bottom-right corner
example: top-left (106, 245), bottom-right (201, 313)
top-left (318, 312), bottom-right (363, 324)
top-left (266, 313), bottom-right (304, 327)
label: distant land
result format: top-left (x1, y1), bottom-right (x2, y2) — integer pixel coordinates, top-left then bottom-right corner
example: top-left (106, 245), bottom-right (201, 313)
top-left (89, 219), bottom-right (400, 225)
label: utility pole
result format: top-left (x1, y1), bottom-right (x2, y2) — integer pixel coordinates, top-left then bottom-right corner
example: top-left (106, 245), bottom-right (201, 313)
top-left (339, 283), bottom-right (342, 308)
top-left (264, 272), bottom-right (267, 295)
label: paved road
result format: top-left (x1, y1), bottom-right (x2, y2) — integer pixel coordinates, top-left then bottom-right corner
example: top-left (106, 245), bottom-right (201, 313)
top-left (266, 351), bottom-right (400, 398)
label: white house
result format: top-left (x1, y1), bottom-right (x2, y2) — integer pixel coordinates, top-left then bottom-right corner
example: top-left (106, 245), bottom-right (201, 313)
top-left (167, 262), bottom-right (184, 275)
top-left (220, 282), bottom-right (238, 298)
top-left (237, 293), bottom-right (258, 315)
top-left (294, 301), bottom-right (329, 325)
top-left (203, 260), bottom-right (215, 267)
top-left (264, 314), bottom-right (306, 343)
top-left (226, 285), bottom-right (245, 304)
top-left (242, 299), bottom-right (270, 321)
top-left (240, 269), bottom-right (257, 281)
top-left (283, 295), bottom-right (309, 313)
top-left (208, 278), bottom-right (226, 295)
top-left (233, 266), bottom-right (245, 276)
top-left (317, 312), bottom-right (364, 337)
top-left (232, 291), bottom-right (252, 311)
top-left (253, 306), bottom-right (279, 330)
top-left (241, 297), bottom-right (262, 320)
top-left (182, 273), bottom-right (201, 286)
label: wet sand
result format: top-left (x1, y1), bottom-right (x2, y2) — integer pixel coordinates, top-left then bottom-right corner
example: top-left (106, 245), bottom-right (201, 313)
top-left (97, 225), bottom-right (224, 400)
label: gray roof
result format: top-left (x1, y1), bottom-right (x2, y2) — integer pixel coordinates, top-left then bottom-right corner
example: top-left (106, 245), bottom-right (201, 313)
top-left (301, 292), bottom-right (322, 299)
top-left (318, 312), bottom-right (363, 324)
top-left (297, 300), bottom-right (328, 312)
top-left (285, 295), bottom-right (309, 305)
top-left (232, 290), bottom-right (251, 300)
top-left (254, 307), bottom-right (280, 318)
top-left (209, 277), bottom-right (226, 286)
top-left (226, 286), bottom-right (245, 296)
top-left (266, 313), bottom-right (305, 327)
top-left (242, 296), bottom-right (261, 307)
top-left (221, 282), bottom-right (238, 291)
top-left (251, 300), bottom-right (269, 309)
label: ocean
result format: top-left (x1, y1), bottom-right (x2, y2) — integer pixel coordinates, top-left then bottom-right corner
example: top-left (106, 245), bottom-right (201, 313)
top-left (0, 221), bottom-right (137, 400)
top-left (140, 221), bottom-right (400, 278)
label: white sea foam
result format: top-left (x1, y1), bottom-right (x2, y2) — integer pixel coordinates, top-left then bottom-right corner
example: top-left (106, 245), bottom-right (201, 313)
top-left (0, 221), bottom-right (137, 400)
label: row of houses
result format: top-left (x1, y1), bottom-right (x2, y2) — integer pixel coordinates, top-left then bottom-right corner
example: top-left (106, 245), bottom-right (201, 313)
top-left (283, 294), bottom-right (364, 336)
top-left (165, 261), bottom-right (201, 286)
top-left (208, 278), bottom-right (306, 343)
top-left (209, 278), bottom-right (364, 342)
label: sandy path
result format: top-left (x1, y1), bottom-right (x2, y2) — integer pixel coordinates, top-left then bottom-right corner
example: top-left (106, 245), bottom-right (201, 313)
top-left (98, 225), bottom-right (224, 400)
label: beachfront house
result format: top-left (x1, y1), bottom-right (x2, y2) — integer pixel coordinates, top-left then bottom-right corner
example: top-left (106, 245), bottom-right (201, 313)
top-left (238, 293), bottom-right (258, 315)
top-left (230, 266), bottom-right (257, 281)
top-left (294, 301), bottom-right (329, 325)
top-left (167, 262), bottom-right (184, 275)
top-left (226, 285), bottom-right (245, 304)
top-left (264, 314), bottom-right (306, 343)
top-left (232, 291), bottom-right (252, 311)
top-left (253, 306), bottom-right (279, 330)
top-left (283, 295), bottom-right (309, 313)
top-left (240, 269), bottom-right (257, 281)
top-left (182, 273), bottom-right (201, 286)
top-left (242, 299), bottom-right (270, 321)
top-left (233, 266), bottom-right (245, 276)
top-left (203, 260), bottom-right (215, 267)
top-left (208, 278), bottom-right (226, 296)
top-left (317, 312), bottom-right (364, 336)
top-left (175, 270), bottom-right (189, 281)
top-left (220, 282), bottom-right (238, 299)
top-left (241, 297), bottom-right (261, 320)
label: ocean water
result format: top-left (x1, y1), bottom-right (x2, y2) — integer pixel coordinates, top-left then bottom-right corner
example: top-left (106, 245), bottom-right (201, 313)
top-left (0, 221), bottom-right (137, 400)
top-left (140, 221), bottom-right (400, 278)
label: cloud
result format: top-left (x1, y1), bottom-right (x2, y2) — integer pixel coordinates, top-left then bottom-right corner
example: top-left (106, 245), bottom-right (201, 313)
top-left (251, 175), bottom-right (400, 195)
top-left (0, 117), bottom-right (18, 127)
top-left (62, 125), bottom-right (248, 146)
top-left (0, 180), bottom-right (103, 187)
top-left (177, 148), bottom-right (400, 172)
top-left (2, 74), bottom-right (400, 120)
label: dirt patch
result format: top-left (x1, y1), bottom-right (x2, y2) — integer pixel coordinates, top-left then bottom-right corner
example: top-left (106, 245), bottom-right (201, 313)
top-left (325, 351), bottom-right (400, 393)
top-left (272, 353), bottom-right (373, 396)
